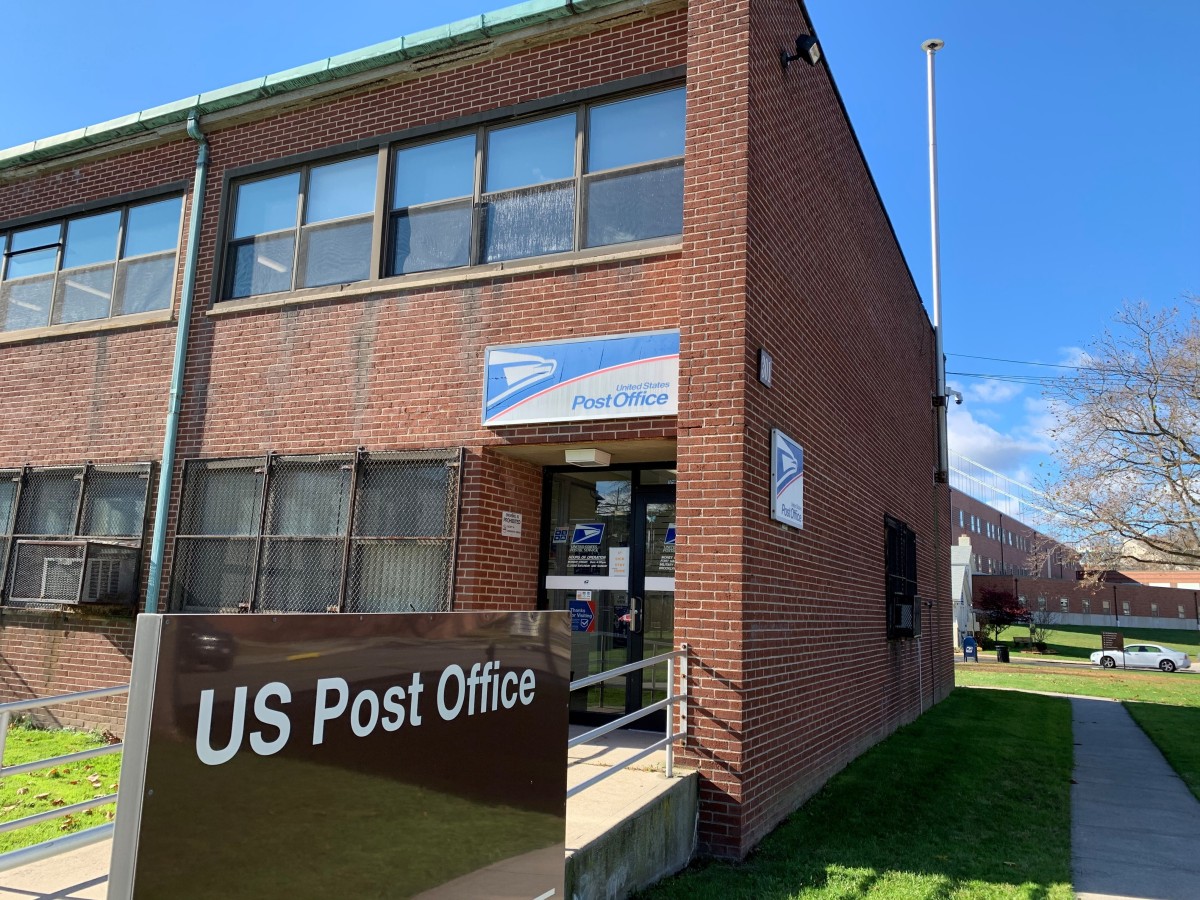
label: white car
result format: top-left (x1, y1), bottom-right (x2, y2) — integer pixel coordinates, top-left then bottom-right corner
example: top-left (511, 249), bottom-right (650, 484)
top-left (1090, 644), bottom-right (1192, 673)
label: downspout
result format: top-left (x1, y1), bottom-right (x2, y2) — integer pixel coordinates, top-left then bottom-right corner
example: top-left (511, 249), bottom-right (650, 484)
top-left (144, 111), bottom-right (208, 613)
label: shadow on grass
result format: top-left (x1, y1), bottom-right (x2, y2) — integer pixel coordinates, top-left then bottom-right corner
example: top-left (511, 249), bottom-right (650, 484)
top-left (640, 690), bottom-right (1074, 899)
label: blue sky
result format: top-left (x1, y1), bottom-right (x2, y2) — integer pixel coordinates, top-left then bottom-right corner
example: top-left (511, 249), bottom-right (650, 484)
top-left (4, 1), bottom-right (1197, 490)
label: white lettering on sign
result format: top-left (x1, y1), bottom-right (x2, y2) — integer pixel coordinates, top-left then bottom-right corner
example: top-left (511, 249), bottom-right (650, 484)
top-left (194, 662), bottom-right (535, 766)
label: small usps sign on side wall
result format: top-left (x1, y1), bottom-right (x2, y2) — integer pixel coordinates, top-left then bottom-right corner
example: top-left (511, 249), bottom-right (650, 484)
top-left (771, 429), bottom-right (804, 530)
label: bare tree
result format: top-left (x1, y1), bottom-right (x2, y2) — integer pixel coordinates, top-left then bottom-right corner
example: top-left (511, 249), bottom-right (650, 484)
top-left (1046, 300), bottom-right (1200, 569)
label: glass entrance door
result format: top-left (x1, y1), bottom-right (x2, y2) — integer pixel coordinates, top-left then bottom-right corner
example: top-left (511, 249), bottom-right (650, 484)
top-left (543, 468), bottom-right (675, 727)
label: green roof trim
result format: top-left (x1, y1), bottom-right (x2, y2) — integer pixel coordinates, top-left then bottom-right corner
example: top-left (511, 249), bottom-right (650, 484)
top-left (0, 0), bottom-right (633, 172)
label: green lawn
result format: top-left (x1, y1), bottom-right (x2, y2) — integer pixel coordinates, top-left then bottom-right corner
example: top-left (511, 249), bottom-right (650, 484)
top-left (1123, 703), bottom-right (1200, 803)
top-left (955, 663), bottom-right (1200, 707)
top-left (989, 623), bottom-right (1200, 661)
top-left (640, 689), bottom-right (1074, 900)
top-left (0, 726), bottom-right (120, 852)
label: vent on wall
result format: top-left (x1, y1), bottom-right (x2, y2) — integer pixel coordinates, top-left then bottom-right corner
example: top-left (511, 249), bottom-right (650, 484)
top-left (10, 540), bottom-right (140, 605)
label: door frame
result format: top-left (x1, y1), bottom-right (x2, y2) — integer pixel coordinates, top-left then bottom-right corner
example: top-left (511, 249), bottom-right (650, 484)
top-left (538, 462), bottom-right (676, 728)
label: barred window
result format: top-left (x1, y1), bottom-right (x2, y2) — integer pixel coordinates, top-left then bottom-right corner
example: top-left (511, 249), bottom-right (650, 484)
top-left (885, 515), bottom-right (919, 639)
top-left (0, 463), bottom-right (151, 605)
top-left (1, 197), bottom-right (182, 332)
top-left (169, 450), bottom-right (461, 614)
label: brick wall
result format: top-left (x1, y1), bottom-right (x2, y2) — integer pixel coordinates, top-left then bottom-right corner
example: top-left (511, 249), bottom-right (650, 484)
top-left (950, 490), bottom-right (1076, 579)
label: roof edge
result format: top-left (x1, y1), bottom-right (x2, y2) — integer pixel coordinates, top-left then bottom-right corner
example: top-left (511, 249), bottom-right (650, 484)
top-left (0, 0), bottom-right (633, 172)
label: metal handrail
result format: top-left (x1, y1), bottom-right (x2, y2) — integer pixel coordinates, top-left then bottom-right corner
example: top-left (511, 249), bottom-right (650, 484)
top-left (566, 644), bottom-right (688, 798)
top-left (0, 685), bottom-right (128, 873)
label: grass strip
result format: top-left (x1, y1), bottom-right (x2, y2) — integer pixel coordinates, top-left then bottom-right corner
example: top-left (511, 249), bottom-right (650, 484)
top-left (0, 726), bottom-right (121, 853)
top-left (640, 689), bottom-right (1073, 900)
top-left (988, 624), bottom-right (1200, 662)
top-left (955, 663), bottom-right (1200, 708)
top-left (1124, 702), bottom-right (1200, 803)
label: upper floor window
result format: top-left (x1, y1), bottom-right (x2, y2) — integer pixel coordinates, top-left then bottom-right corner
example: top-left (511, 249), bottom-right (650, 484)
top-left (225, 85), bottom-right (686, 300)
top-left (1, 196), bottom-right (183, 332)
top-left (226, 155), bottom-right (377, 299)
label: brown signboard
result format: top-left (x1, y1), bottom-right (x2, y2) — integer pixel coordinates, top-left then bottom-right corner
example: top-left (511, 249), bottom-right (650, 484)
top-left (1101, 631), bottom-right (1124, 651)
top-left (110, 611), bottom-right (570, 899)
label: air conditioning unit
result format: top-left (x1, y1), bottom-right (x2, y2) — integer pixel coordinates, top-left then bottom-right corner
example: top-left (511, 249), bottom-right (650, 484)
top-left (10, 540), bottom-right (140, 605)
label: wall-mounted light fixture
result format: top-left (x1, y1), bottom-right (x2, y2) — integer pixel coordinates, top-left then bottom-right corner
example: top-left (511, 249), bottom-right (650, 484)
top-left (565, 448), bottom-right (611, 468)
top-left (781, 35), bottom-right (822, 71)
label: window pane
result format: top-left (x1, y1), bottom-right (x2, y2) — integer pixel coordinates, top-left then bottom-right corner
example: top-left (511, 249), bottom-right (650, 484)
top-left (393, 135), bottom-right (476, 208)
top-left (483, 184), bottom-right (574, 262)
top-left (391, 203), bottom-right (471, 274)
top-left (115, 253), bottom-right (175, 314)
top-left (306, 156), bottom-right (377, 224)
top-left (63, 211), bottom-right (120, 268)
top-left (10, 224), bottom-right (60, 253)
top-left (14, 470), bottom-right (80, 535)
top-left (80, 471), bottom-right (146, 537)
top-left (265, 463), bottom-right (351, 537)
top-left (227, 232), bottom-right (296, 298)
top-left (354, 462), bottom-right (451, 537)
top-left (232, 172), bottom-right (300, 238)
top-left (179, 466), bottom-right (264, 536)
top-left (53, 263), bottom-right (115, 324)
top-left (588, 88), bottom-right (685, 172)
top-left (170, 538), bottom-right (255, 612)
top-left (0, 479), bottom-right (16, 533)
top-left (347, 541), bottom-right (448, 612)
top-left (5, 246), bottom-right (58, 280)
top-left (486, 114), bottom-right (576, 192)
top-left (124, 197), bottom-right (183, 257)
top-left (2, 276), bottom-right (54, 331)
top-left (298, 217), bottom-right (372, 288)
top-left (257, 539), bottom-right (344, 612)
top-left (585, 163), bottom-right (684, 247)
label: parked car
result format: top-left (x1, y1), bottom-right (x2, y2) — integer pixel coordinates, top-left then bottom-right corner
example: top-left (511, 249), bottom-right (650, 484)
top-left (1090, 644), bottom-right (1192, 673)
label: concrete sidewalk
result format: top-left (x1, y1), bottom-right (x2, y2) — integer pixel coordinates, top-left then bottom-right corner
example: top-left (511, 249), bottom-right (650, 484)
top-left (1071, 696), bottom-right (1200, 900)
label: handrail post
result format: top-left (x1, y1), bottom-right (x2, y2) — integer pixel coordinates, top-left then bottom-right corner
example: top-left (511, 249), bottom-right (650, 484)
top-left (0, 710), bottom-right (10, 772)
top-left (665, 657), bottom-right (674, 779)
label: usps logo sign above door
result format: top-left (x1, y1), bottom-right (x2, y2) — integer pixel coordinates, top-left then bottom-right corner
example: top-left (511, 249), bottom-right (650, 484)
top-left (483, 330), bottom-right (680, 426)
top-left (771, 429), bottom-right (804, 530)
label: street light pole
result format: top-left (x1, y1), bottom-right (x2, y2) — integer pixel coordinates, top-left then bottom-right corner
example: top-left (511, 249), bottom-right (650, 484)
top-left (923, 38), bottom-right (948, 484)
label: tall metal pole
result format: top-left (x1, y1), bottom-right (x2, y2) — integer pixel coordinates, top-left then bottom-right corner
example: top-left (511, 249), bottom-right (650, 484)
top-left (923, 38), bottom-right (948, 483)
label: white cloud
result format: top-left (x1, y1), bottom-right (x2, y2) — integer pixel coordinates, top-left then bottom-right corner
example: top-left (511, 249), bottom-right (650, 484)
top-left (966, 380), bottom-right (1024, 404)
top-left (947, 407), bottom-right (1053, 478)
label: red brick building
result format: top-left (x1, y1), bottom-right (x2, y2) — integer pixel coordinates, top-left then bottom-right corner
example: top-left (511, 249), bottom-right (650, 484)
top-left (950, 488), bottom-right (1078, 579)
top-left (0, 0), bottom-right (951, 857)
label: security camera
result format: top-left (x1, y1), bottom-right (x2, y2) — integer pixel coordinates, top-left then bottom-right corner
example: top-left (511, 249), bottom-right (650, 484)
top-left (950, 390), bottom-right (963, 406)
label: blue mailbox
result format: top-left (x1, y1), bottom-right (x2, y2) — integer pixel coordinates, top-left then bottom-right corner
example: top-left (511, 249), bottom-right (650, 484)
top-left (962, 635), bottom-right (978, 662)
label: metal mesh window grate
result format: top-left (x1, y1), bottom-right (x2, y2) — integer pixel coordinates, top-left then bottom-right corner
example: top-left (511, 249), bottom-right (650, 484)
top-left (885, 515), bottom-right (920, 639)
top-left (170, 449), bottom-right (461, 614)
top-left (1, 463), bottom-right (151, 605)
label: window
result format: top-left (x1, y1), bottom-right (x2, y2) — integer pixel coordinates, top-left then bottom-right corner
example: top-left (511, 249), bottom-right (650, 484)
top-left (1, 197), bottom-right (183, 332)
top-left (1179, 605), bottom-right (1186, 619)
top-left (1037, 596), bottom-right (1046, 610)
top-left (1060, 598), bottom-right (1069, 612)
top-left (1122, 601), bottom-right (1130, 616)
top-left (1102, 599), bottom-right (1111, 612)
top-left (225, 86), bottom-right (685, 299)
top-left (1082, 598), bottom-right (1091, 613)
top-left (170, 449), bottom-right (460, 613)
top-left (0, 464), bottom-right (151, 604)
top-left (885, 515), bottom-right (919, 639)
top-left (226, 156), bottom-right (377, 298)
top-left (1151, 603), bottom-right (1158, 617)
top-left (957, 509), bottom-right (964, 528)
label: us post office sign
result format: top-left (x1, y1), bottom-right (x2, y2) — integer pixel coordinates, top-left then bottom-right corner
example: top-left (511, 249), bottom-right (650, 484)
top-left (109, 611), bottom-right (570, 899)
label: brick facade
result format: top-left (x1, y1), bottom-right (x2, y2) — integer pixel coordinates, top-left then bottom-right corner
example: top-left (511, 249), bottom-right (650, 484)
top-left (0, 0), bottom-right (952, 858)
top-left (974, 574), bottom-right (1200, 628)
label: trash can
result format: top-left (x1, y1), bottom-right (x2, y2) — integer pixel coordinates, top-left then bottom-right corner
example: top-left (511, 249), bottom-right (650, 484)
top-left (995, 644), bottom-right (1010, 663)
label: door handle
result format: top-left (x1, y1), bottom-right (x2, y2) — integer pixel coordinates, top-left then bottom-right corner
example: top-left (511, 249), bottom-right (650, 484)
top-left (628, 596), bottom-right (644, 634)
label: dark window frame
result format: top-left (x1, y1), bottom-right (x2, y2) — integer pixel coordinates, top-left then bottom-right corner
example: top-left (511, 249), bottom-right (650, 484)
top-left (169, 448), bottom-right (462, 614)
top-left (216, 77), bottom-right (686, 302)
top-left (885, 514), bottom-right (920, 640)
top-left (0, 195), bottom-right (184, 333)
top-left (0, 462), bottom-right (152, 605)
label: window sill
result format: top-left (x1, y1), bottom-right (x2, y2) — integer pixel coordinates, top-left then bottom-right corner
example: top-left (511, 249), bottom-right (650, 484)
top-left (0, 307), bottom-right (175, 346)
top-left (207, 238), bottom-right (683, 318)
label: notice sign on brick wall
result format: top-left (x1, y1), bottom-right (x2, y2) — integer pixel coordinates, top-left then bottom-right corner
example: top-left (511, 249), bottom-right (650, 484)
top-left (110, 612), bottom-right (570, 899)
